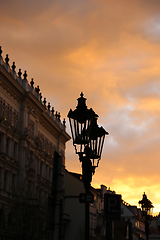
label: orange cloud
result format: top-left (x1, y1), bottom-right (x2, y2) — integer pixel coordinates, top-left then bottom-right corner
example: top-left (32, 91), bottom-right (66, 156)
top-left (1, 0), bottom-right (160, 214)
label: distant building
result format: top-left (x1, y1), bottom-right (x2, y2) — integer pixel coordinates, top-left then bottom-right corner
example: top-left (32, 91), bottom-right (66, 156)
top-left (0, 47), bottom-right (70, 240)
top-left (149, 213), bottom-right (160, 240)
top-left (121, 201), bottom-right (145, 240)
top-left (64, 170), bottom-right (106, 240)
top-left (64, 169), bottom-right (154, 240)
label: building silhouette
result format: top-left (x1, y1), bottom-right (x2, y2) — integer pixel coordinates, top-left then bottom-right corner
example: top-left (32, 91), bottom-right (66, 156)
top-left (0, 46), bottom-right (70, 240)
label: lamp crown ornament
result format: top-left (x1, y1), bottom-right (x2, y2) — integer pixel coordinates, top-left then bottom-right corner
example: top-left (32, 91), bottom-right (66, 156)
top-left (68, 92), bottom-right (98, 126)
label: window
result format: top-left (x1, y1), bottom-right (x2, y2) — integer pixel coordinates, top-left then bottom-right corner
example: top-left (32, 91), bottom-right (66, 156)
top-left (14, 113), bottom-right (19, 130)
top-left (0, 167), bottom-right (3, 188)
top-left (91, 214), bottom-right (93, 228)
top-left (29, 151), bottom-right (34, 169)
top-left (0, 98), bottom-right (3, 118)
top-left (46, 165), bottom-right (49, 180)
top-left (4, 105), bottom-right (8, 121)
top-left (47, 144), bottom-right (50, 155)
top-left (45, 191), bottom-right (48, 204)
top-left (39, 189), bottom-right (43, 201)
top-left (0, 133), bottom-right (3, 152)
top-left (13, 142), bottom-right (18, 160)
top-left (43, 163), bottom-right (46, 179)
top-left (28, 180), bottom-right (32, 193)
top-left (37, 158), bottom-right (40, 175)
top-left (0, 209), bottom-right (5, 230)
top-left (11, 112), bottom-right (15, 126)
top-left (4, 171), bottom-right (9, 192)
top-left (8, 107), bottom-right (12, 124)
top-left (12, 174), bottom-right (16, 192)
top-left (30, 120), bottom-right (34, 139)
top-left (99, 203), bottom-right (101, 212)
top-left (6, 137), bottom-right (11, 157)
top-left (1, 102), bottom-right (5, 119)
top-left (93, 216), bottom-right (96, 229)
top-left (49, 167), bottom-right (52, 182)
top-left (40, 161), bottom-right (43, 177)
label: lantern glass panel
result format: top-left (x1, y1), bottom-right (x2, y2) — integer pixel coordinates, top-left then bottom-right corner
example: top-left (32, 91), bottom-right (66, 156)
top-left (89, 135), bottom-right (105, 160)
top-left (99, 135), bottom-right (105, 159)
top-left (74, 143), bottom-right (86, 155)
top-left (69, 116), bottom-right (93, 154)
top-left (69, 118), bottom-right (75, 142)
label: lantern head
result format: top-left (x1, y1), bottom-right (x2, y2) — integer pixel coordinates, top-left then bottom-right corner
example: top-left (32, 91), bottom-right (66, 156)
top-left (139, 192), bottom-right (154, 216)
top-left (67, 92), bottom-right (98, 154)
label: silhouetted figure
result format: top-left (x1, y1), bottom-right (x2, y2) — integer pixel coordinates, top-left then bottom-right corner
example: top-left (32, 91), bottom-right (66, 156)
top-left (48, 103), bottom-right (51, 111)
top-left (43, 98), bottom-right (46, 107)
top-left (63, 119), bottom-right (66, 126)
top-left (39, 93), bottom-right (42, 102)
top-left (51, 107), bottom-right (54, 115)
top-left (35, 85), bottom-right (40, 94)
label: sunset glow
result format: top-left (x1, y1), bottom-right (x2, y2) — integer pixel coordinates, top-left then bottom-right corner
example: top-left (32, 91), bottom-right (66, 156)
top-left (1, 0), bottom-right (160, 215)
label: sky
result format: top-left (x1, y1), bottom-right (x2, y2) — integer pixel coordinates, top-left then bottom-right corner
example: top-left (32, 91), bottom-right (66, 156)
top-left (1, 0), bottom-right (160, 215)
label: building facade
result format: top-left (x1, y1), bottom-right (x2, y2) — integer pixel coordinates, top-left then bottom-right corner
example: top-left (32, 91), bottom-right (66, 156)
top-left (0, 47), bottom-right (70, 240)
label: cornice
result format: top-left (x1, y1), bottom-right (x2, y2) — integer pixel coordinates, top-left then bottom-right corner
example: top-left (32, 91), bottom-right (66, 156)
top-left (0, 65), bottom-right (25, 102)
top-left (25, 92), bottom-right (70, 142)
top-left (0, 52), bottom-right (71, 143)
top-left (24, 92), bottom-right (70, 143)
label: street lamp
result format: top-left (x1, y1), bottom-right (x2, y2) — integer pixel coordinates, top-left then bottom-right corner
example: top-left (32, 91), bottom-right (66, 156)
top-left (68, 92), bottom-right (109, 240)
top-left (139, 192), bottom-right (154, 240)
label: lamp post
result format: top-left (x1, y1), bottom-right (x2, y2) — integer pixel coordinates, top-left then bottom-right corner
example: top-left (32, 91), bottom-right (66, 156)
top-left (138, 192), bottom-right (154, 240)
top-left (67, 92), bottom-right (109, 240)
